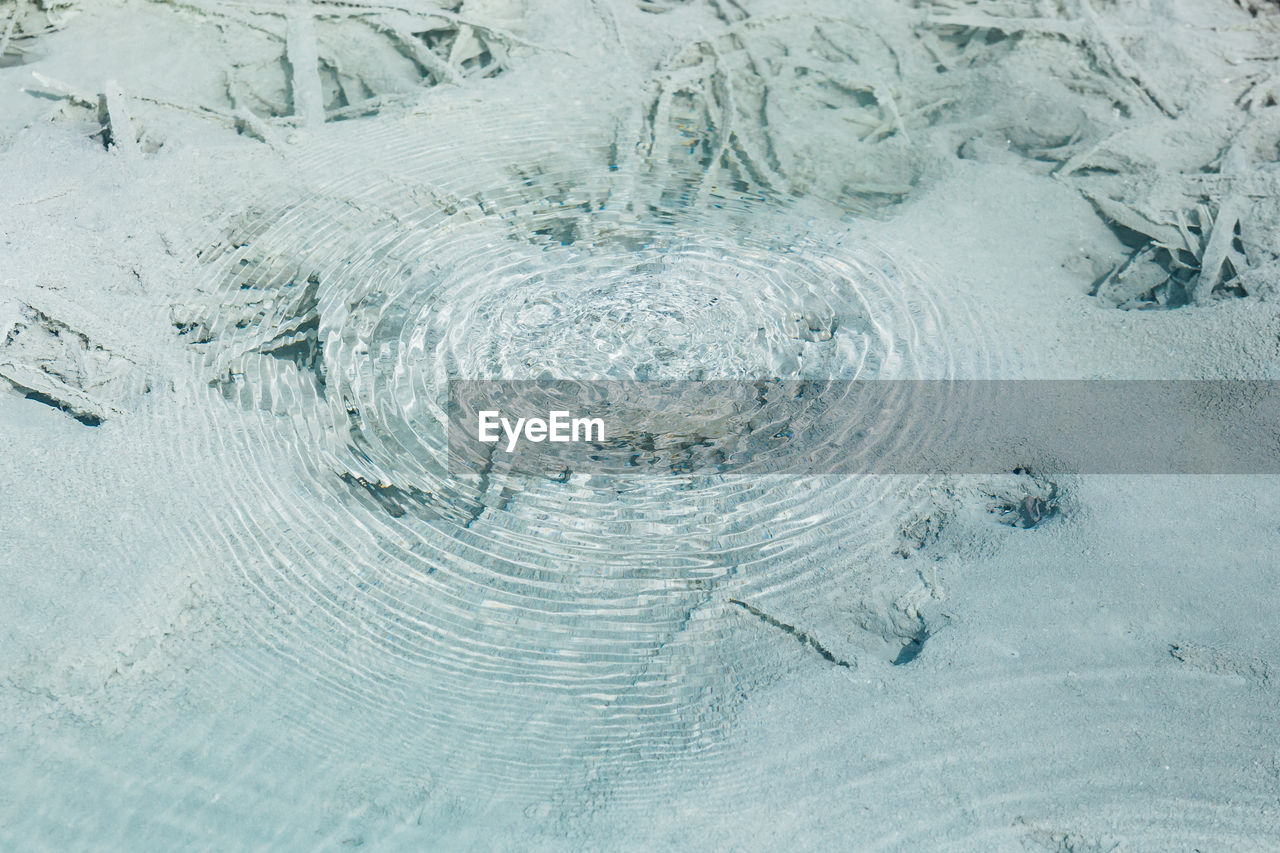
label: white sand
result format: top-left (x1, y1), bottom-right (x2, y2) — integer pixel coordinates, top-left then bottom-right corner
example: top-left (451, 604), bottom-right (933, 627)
top-left (2, 0), bottom-right (1279, 848)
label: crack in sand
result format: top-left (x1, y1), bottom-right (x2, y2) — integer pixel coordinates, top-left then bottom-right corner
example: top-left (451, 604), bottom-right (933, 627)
top-left (729, 598), bottom-right (854, 670)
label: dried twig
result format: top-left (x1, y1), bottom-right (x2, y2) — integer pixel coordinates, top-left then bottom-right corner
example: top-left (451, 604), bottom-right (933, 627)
top-left (152, 0), bottom-right (285, 40)
top-left (1190, 195), bottom-right (1244, 304)
top-left (366, 17), bottom-right (461, 85)
top-left (26, 70), bottom-right (97, 107)
top-left (1238, 65), bottom-right (1280, 112)
top-left (925, 11), bottom-right (1086, 39)
top-left (1055, 125), bottom-right (1135, 178)
top-left (325, 91), bottom-right (414, 121)
top-left (28, 71), bottom-right (244, 130)
top-left (925, 0), bottom-right (1179, 117)
top-left (234, 107), bottom-right (286, 148)
top-left (1075, 0), bottom-right (1177, 118)
top-left (286, 0), bottom-right (326, 128)
top-left (0, 0), bottom-right (28, 62)
top-left (304, 0), bottom-right (561, 53)
top-left (100, 79), bottom-right (139, 156)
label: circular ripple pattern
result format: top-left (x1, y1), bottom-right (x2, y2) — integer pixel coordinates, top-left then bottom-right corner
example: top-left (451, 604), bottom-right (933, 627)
top-left (168, 108), bottom-right (1003, 798)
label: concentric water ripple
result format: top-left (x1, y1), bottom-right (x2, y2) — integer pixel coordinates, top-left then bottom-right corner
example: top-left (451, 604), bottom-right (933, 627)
top-left (165, 107), bottom-right (1003, 795)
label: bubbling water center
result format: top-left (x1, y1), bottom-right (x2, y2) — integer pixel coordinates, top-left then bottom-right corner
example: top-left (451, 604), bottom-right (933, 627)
top-left (164, 116), bottom-right (998, 793)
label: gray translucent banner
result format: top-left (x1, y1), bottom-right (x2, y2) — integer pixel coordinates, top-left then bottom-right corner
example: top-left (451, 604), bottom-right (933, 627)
top-left (446, 380), bottom-right (1280, 477)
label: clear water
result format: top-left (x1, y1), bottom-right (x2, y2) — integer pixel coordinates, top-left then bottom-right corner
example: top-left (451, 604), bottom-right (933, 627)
top-left (7, 1), bottom-right (1278, 849)
top-left (162, 116), bottom-right (997, 806)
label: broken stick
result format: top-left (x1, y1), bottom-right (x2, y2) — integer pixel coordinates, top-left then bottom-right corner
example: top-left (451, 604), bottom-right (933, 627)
top-left (100, 80), bottom-right (139, 156)
top-left (286, 0), bottom-right (326, 128)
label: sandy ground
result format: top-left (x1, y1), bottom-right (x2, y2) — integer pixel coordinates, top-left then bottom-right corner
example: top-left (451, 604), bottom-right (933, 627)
top-left (2, 0), bottom-right (1279, 849)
